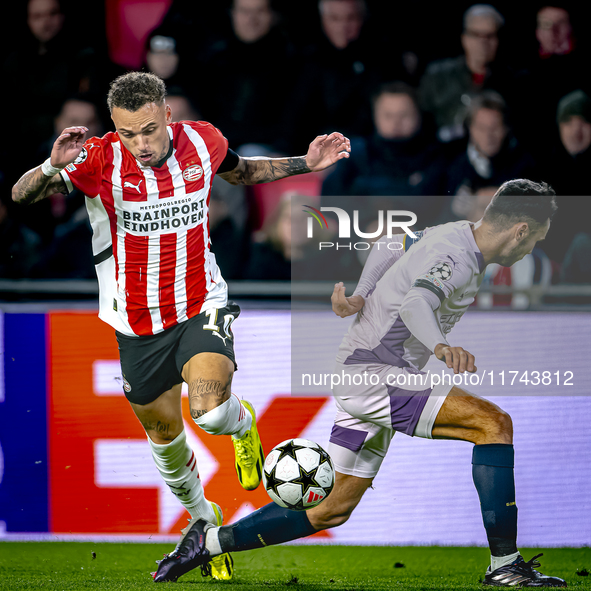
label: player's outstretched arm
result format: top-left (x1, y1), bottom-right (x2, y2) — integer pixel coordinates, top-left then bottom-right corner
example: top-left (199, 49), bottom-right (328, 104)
top-left (12, 166), bottom-right (69, 206)
top-left (331, 282), bottom-right (365, 318)
top-left (218, 132), bottom-right (351, 185)
top-left (12, 126), bottom-right (88, 205)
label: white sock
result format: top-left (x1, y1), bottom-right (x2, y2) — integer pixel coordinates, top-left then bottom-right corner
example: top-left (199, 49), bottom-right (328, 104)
top-left (205, 526), bottom-right (223, 557)
top-left (193, 394), bottom-right (252, 439)
top-left (148, 429), bottom-right (215, 523)
top-left (491, 551), bottom-right (521, 571)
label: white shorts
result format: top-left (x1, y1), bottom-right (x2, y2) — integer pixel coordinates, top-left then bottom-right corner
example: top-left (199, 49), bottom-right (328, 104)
top-left (327, 362), bottom-right (452, 478)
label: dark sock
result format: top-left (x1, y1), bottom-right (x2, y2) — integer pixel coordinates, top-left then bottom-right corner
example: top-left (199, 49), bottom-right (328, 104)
top-left (218, 502), bottom-right (317, 553)
top-left (472, 443), bottom-right (518, 557)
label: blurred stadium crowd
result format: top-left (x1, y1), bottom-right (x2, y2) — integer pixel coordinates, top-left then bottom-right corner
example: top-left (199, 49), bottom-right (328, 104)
top-left (1, 0), bottom-right (590, 285)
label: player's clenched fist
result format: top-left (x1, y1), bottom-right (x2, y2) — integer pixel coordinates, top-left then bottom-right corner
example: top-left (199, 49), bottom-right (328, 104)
top-left (331, 282), bottom-right (365, 318)
top-left (434, 344), bottom-right (477, 374)
top-left (50, 126), bottom-right (89, 169)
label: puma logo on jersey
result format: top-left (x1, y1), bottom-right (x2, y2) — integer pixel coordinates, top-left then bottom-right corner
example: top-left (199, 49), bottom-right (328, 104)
top-left (212, 331), bottom-right (228, 345)
top-left (123, 179), bottom-right (143, 193)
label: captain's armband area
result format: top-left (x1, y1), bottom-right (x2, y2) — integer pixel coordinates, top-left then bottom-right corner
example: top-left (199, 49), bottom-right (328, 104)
top-left (412, 277), bottom-right (445, 303)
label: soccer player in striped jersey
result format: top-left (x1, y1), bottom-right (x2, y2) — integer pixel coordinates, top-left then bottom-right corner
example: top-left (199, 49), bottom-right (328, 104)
top-left (12, 71), bottom-right (350, 582)
top-left (162, 184), bottom-right (566, 587)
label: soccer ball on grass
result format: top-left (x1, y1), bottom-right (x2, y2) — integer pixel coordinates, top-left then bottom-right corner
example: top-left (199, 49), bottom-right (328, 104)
top-left (263, 438), bottom-right (335, 511)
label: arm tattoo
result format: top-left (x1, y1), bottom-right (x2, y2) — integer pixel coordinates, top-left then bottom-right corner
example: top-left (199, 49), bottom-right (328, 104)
top-left (191, 409), bottom-right (208, 420)
top-left (219, 156), bottom-right (311, 185)
top-left (12, 166), bottom-right (67, 205)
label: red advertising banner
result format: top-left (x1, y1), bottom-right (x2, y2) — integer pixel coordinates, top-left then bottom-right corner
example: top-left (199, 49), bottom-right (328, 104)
top-left (48, 311), bottom-right (329, 536)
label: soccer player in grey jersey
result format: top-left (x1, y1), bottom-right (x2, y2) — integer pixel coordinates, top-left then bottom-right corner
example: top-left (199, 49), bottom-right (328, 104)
top-left (155, 180), bottom-right (566, 587)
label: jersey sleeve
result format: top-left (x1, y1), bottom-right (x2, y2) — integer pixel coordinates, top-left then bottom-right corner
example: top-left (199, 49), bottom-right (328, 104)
top-left (353, 230), bottom-right (427, 298)
top-left (60, 138), bottom-right (104, 198)
top-left (399, 290), bottom-right (449, 352)
top-left (187, 121), bottom-right (229, 175)
top-left (409, 253), bottom-right (473, 306)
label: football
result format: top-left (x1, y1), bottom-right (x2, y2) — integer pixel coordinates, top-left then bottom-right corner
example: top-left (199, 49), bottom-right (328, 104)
top-left (263, 438), bottom-right (335, 511)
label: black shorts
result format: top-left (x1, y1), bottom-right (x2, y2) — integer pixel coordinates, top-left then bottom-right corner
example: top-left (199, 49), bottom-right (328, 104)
top-left (116, 302), bottom-right (240, 405)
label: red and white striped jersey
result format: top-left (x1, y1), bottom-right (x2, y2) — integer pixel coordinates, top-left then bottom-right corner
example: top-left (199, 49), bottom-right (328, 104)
top-left (60, 121), bottom-right (229, 336)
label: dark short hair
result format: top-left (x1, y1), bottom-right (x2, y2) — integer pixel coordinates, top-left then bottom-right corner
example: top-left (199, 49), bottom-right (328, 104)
top-left (463, 4), bottom-right (504, 30)
top-left (465, 90), bottom-right (508, 127)
top-left (107, 72), bottom-right (166, 113)
top-left (371, 81), bottom-right (419, 112)
top-left (483, 179), bottom-right (557, 228)
top-left (557, 89), bottom-right (591, 124)
top-left (319, 0), bottom-right (367, 18)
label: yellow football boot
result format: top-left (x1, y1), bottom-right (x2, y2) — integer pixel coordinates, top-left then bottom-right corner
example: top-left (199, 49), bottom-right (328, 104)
top-left (178, 502), bottom-right (234, 581)
top-left (208, 502), bottom-right (234, 580)
top-left (232, 400), bottom-right (265, 491)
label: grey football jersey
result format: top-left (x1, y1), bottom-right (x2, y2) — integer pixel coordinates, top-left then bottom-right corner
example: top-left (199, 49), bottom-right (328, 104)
top-left (337, 221), bottom-right (486, 371)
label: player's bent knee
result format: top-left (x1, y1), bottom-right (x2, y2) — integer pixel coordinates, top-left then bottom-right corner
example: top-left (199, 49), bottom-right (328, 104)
top-left (495, 408), bottom-right (513, 437)
top-left (147, 429), bottom-right (179, 444)
top-left (129, 389), bottom-right (184, 444)
top-left (480, 407), bottom-right (513, 444)
top-left (186, 375), bottom-right (232, 417)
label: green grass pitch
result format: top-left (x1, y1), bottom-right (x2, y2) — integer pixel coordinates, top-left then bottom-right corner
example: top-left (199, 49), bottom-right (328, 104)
top-left (0, 543), bottom-right (590, 590)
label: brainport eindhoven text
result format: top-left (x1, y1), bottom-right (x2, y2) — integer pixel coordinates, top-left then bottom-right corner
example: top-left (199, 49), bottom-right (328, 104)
top-left (121, 198), bottom-right (205, 232)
